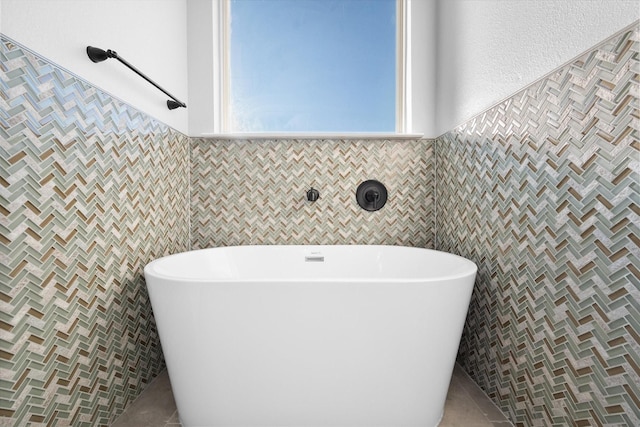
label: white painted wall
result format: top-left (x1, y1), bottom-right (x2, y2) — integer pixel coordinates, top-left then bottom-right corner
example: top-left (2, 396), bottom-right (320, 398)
top-left (2, 0), bottom-right (637, 137)
top-left (1, 0), bottom-right (189, 134)
top-left (435, 0), bottom-right (640, 136)
top-left (185, 0), bottom-right (639, 138)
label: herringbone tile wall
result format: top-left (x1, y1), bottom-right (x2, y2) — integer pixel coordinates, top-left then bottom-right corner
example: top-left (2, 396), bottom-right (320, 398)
top-left (436, 26), bottom-right (639, 426)
top-left (2, 19), bottom-right (638, 427)
top-left (191, 138), bottom-right (434, 248)
top-left (1, 36), bottom-right (190, 426)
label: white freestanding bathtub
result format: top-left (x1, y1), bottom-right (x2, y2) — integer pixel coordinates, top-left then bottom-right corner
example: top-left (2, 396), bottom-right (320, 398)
top-left (144, 245), bottom-right (477, 427)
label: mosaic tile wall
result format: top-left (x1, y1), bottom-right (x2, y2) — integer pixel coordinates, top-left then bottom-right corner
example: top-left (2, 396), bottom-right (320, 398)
top-left (3, 17), bottom-right (637, 427)
top-left (436, 26), bottom-right (640, 426)
top-left (190, 137), bottom-right (433, 249)
top-left (0, 36), bottom-right (190, 426)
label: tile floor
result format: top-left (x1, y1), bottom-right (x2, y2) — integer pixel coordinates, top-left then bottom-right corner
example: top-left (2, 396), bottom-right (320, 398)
top-left (112, 364), bottom-right (512, 427)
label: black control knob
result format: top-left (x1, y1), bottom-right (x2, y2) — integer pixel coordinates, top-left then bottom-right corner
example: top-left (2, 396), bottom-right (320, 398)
top-left (307, 188), bottom-right (320, 202)
top-left (356, 180), bottom-right (387, 211)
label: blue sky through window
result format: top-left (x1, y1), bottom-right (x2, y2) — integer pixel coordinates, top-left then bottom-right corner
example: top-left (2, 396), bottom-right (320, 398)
top-left (230, 0), bottom-right (396, 132)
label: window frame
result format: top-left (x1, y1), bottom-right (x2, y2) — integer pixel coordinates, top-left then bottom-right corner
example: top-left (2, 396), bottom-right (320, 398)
top-left (218, 0), bottom-right (409, 135)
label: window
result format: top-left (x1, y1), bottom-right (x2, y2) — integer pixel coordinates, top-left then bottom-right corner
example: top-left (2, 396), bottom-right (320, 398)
top-left (226, 0), bottom-right (400, 133)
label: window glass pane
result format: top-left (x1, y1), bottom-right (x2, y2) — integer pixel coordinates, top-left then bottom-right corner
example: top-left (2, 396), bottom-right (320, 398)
top-left (230, 0), bottom-right (396, 132)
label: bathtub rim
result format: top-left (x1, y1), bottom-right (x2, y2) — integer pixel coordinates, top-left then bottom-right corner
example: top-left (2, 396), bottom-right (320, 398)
top-left (144, 244), bottom-right (478, 284)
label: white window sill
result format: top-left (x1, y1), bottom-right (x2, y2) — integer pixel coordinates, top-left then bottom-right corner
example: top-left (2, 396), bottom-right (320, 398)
top-left (196, 132), bottom-right (425, 140)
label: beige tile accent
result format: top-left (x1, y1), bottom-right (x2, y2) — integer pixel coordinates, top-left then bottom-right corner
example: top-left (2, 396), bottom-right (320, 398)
top-left (437, 25), bottom-right (640, 426)
top-left (1, 36), bottom-right (189, 426)
top-left (190, 138), bottom-right (434, 248)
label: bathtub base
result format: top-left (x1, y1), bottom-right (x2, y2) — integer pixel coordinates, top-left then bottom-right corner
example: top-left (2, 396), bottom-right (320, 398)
top-left (157, 281), bottom-right (466, 427)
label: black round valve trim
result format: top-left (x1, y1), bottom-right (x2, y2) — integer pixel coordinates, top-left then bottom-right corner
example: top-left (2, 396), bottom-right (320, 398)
top-left (356, 180), bottom-right (387, 211)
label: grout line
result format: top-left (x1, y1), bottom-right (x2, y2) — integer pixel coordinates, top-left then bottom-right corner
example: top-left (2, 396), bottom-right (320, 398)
top-left (111, 369), bottom-right (170, 426)
top-left (163, 410), bottom-right (181, 427)
top-left (187, 136), bottom-right (192, 251)
top-left (433, 137), bottom-right (438, 250)
top-left (455, 364), bottom-right (514, 426)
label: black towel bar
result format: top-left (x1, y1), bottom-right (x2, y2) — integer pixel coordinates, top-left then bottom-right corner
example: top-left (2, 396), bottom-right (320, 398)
top-left (86, 46), bottom-right (186, 110)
